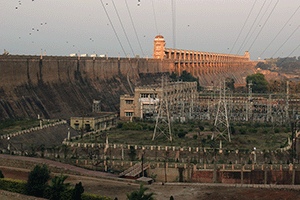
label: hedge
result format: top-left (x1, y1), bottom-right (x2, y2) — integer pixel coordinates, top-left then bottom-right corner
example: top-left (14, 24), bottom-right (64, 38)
top-left (82, 193), bottom-right (112, 200)
top-left (0, 178), bottom-right (112, 200)
top-left (0, 178), bottom-right (27, 194)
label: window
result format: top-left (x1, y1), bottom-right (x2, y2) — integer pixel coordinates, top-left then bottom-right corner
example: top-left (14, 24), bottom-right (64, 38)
top-left (140, 93), bottom-right (148, 98)
top-left (150, 93), bottom-right (158, 98)
top-left (125, 100), bottom-right (133, 104)
top-left (125, 112), bottom-right (134, 117)
top-left (141, 93), bottom-right (157, 98)
top-left (85, 124), bottom-right (91, 131)
top-left (74, 123), bottom-right (79, 129)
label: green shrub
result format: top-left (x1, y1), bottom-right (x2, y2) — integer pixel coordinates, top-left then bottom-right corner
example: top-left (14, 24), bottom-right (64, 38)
top-left (47, 174), bottom-right (70, 200)
top-left (82, 193), bottom-right (112, 200)
top-left (44, 187), bottom-right (73, 200)
top-left (0, 178), bottom-right (27, 194)
top-left (249, 128), bottom-right (257, 133)
top-left (284, 128), bottom-right (290, 133)
top-left (122, 122), bottom-right (144, 131)
top-left (117, 122), bottom-right (123, 129)
top-left (72, 182), bottom-right (85, 200)
top-left (147, 125), bottom-right (154, 131)
top-left (239, 128), bottom-right (246, 135)
top-left (230, 126), bottom-right (236, 135)
top-left (178, 132), bottom-right (186, 138)
top-left (193, 135), bottom-right (198, 140)
top-left (0, 170), bottom-right (4, 178)
top-left (25, 164), bottom-right (51, 197)
top-left (274, 128), bottom-right (280, 133)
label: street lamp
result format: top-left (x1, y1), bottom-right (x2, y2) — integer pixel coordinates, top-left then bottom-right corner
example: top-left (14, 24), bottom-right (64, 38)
top-left (7, 137), bottom-right (11, 154)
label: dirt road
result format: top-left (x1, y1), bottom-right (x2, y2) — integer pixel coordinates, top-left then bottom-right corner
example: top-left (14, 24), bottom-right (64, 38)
top-left (1, 166), bottom-right (300, 200)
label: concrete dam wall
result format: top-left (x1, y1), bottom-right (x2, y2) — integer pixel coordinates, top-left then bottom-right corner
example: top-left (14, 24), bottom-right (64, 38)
top-left (0, 55), bottom-right (255, 120)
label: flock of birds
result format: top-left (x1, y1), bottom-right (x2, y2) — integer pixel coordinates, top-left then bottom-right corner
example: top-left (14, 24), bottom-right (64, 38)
top-left (13, 0), bottom-right (143, 54)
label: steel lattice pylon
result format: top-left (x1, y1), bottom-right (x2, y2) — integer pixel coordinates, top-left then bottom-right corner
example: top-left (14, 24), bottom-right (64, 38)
top-left (152, 76), bottom-right (172, 142)
top-left (212, 80), bottom-right (231, 142)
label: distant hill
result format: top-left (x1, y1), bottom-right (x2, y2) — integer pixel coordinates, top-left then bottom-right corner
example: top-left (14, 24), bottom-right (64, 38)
top-left (256, 56), bottom-right (300, 81)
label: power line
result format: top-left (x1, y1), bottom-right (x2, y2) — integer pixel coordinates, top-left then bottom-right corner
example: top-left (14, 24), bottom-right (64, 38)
top-left (124, 0), bottom-right (145, 56)
top-left (271, 23), bottom-right (300, 58)
top-left (151, 0), bottom-right (159, 34)
top-left (277, 43), bottom-right (300, 67)
top-left (237, 0), bottom-right (267, 55)
top-left (230, 0), bottom-right (257, 54)
top-left (259, 6), bottom-right (300, 58)
top-left (240, 0), bottom-right (273, 54)
top-left (172, 0), bottom-right (176, 49)
top-left (248, 0), bottom-right (280, 52)
top-left (111, 0), bottom-right (135, 57)
top-left (100, 0), bottom-right (127, 56)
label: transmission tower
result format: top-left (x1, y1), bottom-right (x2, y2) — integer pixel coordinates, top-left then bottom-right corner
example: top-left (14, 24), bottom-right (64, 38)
top-left (152, 76), bottom-right (172, 142)
top-left (212, 80), bottom-right (231, 142)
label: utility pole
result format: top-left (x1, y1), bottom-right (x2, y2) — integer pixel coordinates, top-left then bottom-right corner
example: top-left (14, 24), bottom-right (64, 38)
top-left (267, 94), bottom-right (272, 122)
top-left (285, 81), bottom-right (290, 123)
top-left (246, 81), bottom-right (252, 121)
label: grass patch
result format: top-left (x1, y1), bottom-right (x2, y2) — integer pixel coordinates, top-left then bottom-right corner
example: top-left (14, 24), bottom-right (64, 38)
top-left (74, 120), bottom-right (290, 150)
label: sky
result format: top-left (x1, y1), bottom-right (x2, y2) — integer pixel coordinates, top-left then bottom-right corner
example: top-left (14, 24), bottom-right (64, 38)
top-left (1, 0), bottom-right (300, 60)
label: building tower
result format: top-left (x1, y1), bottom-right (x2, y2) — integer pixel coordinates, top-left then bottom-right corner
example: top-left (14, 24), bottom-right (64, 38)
top-left (153, 35), bottom-right (166, 59)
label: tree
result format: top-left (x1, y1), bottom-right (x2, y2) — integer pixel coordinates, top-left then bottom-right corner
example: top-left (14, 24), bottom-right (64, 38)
top-left (225, 77), bottom-right (235, 92)
top-left (246, 73), bottom-right (268, 93)
top-left (72, 182), bottom-right (84, 200)
top-left (38, 144), bottom-right (45, 158)
top-left (128, 146), bottom-right (136, 161)
top-left (170, 70), bottom-right (202, 91)
top-left (25, 164), bottom-right (50, 197)
top-left (47, 174), bottom-right (70, 200)
top-left (61, 144), bottom-right (69, 159)
top-left (126, 184), bottom-right (155, 200)
top-left (0, 170), bottom-right (4, 178)
top-left (255, 62), bottom-right (270, 70)
top-left (170, 196), bottom-right (175, 200)
top-left (29, 144), bottom-right (37, 157)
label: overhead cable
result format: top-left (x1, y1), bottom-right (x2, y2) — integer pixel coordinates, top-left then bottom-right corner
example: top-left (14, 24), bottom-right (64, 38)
top-left (111, 0), bottom-right (135, 57)
top-left (124, 0), bottom-right (145, 56)
top-left (151, 0), bottom-right (159, 34)
top-left (248, 0), bottom-right (280, 52)
top-left (237, 0), bottom-right (267, 55)
top-left (259, 6), bottom-right (300, 58)
top-left (271, 23), bottom-right (300, 58)
top-left (230, 0), bottom-right (257, 54)
top-left (277, 43), bottom-right (300, 67)
top-left (172, 0), bottom-right (176, 49)
top-left (100, 0), bottom-right (127, 56)
top-left (240, 0), bottom-right (273, 54)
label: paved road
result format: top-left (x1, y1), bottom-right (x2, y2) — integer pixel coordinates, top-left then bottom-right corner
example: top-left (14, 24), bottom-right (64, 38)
top-left (0, 154), bottom-right (118, 179)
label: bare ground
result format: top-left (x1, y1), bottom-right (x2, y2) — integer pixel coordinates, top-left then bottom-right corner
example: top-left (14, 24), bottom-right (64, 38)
top-left (1, 166), bottom-right (300, 200)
